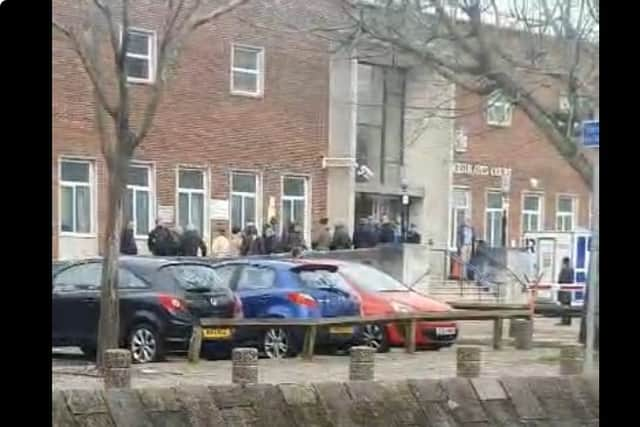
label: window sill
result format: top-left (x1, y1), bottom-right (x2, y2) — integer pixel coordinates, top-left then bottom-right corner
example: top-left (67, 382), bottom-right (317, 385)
top-left (230, 90), bottom-right (264, 99)
top-left (127, 77), bottom-right (155, 86)
top-left (487, 121), bottom-right (512, 128)
top-left (59, 232), bottom-right (97, 238)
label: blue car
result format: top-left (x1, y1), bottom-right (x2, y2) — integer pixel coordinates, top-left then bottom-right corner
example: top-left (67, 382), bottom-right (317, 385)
top-left (207, 259), bottom-right (362, 359)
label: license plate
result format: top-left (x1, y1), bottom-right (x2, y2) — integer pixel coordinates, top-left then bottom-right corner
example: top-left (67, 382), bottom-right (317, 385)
top-left (202, 328), bottom-right (232, 340)
top-left (436, 327), bottom-right (456, 336)
top-left (329, 326), bottom-right (354, 335)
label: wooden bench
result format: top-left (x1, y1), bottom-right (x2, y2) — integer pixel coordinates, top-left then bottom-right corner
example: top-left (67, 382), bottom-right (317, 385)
top-left (196, 309), bottom-right (532, 360)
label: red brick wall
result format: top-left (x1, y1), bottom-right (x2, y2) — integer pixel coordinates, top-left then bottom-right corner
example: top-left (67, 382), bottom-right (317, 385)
top-left (52, 1), bottom-right (330, 257)
top-left (453, 87), bottom-right (591, 246)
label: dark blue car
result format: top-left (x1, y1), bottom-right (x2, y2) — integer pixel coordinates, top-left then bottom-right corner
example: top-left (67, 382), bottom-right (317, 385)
top-left (207, 259), bottom-right (362, 359)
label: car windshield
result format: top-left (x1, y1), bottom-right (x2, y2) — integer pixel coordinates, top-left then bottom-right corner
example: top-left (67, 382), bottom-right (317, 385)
top-left (297, 269), bottom-right (352, 293)
top-left (162, 264), bottom-right (223, 291)
top-left (339, 263), bottom-right (408, 292)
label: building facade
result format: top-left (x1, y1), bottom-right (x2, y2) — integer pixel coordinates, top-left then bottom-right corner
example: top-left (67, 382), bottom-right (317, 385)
top-left (450, 87), bottom-right (592, 252)
top-left (53, 1), bottom-right (331, 259)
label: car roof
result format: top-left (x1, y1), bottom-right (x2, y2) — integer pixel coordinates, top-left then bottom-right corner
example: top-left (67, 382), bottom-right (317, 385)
top-left (219, 258), bottom-right (342, 271)
top-left (58, 256), bottom-right (212, 271)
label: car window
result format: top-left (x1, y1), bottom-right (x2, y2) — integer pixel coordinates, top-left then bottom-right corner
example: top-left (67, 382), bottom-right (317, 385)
top-left (298, 269), bottom-right (352, 293)
top-left (162, 264), bottom-right (223, 291)
top-left (339, 263), bottom-right (408, 292)
top-left (237, 266), bottom-right (275, 291)
top-left (212, 265), bottom-right (239, 288)
top-left (119, 268), bottom-right (148, 289)
top-left (53, 263), bottom-right (102, 291)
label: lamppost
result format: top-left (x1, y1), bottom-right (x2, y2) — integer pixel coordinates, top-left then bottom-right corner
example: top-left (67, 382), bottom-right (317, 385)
top-left (401, 178), bottom-right (409, 242)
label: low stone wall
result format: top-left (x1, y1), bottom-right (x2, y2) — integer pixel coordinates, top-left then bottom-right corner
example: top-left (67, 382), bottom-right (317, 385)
top-left (53, 376), bottom-right (598, 426)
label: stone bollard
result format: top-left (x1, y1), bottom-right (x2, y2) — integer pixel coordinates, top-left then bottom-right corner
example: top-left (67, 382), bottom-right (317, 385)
top-left (349, 346), bottom-right (376, 381)
top-left (512, 319), bottom-right (533, 350)
top-left (231, 348), bottom-right (259, 385)
top-left (103, 349), bottom-right (131, 389)
top-left (456, 346), bottom-right (482, 378)
top-left (560, 344), bottom-right (585, 375)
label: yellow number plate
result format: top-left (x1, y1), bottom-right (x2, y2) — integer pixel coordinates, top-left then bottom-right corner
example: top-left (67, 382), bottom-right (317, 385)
top-left (329, 326), bottom-right (354, 335)
top-left (202, 328), bottom-right (232, 340)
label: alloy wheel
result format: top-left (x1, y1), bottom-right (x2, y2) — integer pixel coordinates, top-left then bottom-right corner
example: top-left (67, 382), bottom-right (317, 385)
top-left (362, 324), bottom-right (384, 350)
top-left (130, 327), bottom-right (157, 363)
top-left (263, 328), bottom-right (289, 359)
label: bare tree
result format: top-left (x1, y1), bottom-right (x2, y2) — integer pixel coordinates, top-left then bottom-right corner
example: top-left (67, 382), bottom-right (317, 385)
top-left (315, 0), bottom-right (598, 185)
top-left (53, 0), bottom-right (250, 367)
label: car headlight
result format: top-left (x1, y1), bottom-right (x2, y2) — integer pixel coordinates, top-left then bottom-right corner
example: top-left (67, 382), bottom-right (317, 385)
top-left (390, 301), bottom-right (412, 313)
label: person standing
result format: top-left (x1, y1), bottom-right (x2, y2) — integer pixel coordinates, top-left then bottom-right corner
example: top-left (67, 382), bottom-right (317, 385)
top-left (557, 257), bottom-right (575, 326)
top-left (406, 224), bottom-right (422, 244)
top-left (378, 215), bottom-right (395, 244)
top-left (287, 222), bottom-right (307, 255)
top-left (331, 222), bottom-right (352, 250)
top-left (210, 227), bottom-right (231, 258)
top-left (120, 221), bottom-right (138, 255)
top-left (147, 219), bottom-right (164, 255)
top-left (263, 224), bottom-right (278, 255)
top-left (180, 224), bottom-right (207, 257)
top-left (312, 218), bottom-right (332, 251)
top-left (456, 216), bottom-right (475, 280)
top-left (229, 226), bottom-right (243, 257)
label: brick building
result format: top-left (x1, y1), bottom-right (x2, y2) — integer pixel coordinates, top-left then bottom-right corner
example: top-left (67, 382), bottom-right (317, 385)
top-left (450, 87), bottom-right (592, 251)
top-left (53, 1), bottom-right (332, 259)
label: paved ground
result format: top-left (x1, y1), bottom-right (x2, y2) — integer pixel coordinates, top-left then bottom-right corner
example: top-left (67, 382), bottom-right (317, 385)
top-left (53, 317), bottom-right (591, 390)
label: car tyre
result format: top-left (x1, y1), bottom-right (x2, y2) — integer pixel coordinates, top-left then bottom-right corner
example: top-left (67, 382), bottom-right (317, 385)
top-left (362, 323), bottom-right (390, 353)
top-left (262, 327), bottom-right (298, 359)
top-left (128, 323), bottom-right (163, 364)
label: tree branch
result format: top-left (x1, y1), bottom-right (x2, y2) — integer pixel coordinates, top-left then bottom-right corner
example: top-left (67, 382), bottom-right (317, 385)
top-left (189, 0), bottom-right (250, 30)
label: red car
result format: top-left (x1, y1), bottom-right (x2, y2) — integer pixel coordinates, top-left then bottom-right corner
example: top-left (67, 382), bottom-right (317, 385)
top-left (298, 259), bottom-right (458, 352)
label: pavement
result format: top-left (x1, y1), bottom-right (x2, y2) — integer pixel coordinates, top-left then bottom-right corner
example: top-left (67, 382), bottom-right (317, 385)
top-left (53, 317), bottom-right (593, 390)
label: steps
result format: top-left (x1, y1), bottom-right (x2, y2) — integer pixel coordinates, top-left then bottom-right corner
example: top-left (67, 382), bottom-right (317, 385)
top-left (425, 279), bottom-right (500, 304)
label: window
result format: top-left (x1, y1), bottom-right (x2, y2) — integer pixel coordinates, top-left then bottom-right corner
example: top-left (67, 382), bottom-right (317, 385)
top-left (60, 160), bottom-right (93, 234)
top-left (556, 195), bottom-right (576, 231)
top-left (282, 176), bottom-right (308, 237)
top-left (450, 188), bottom-right (470, 248)
top-left (237, 266), bottom-right (275, 291)
top-left (212, 265), bottom-right (240, 288)
top-left (231, 173), bottom-right (257, 231)
top-left (177, 169), bottom-right (205, 236)
top-left (522, 194), bottom-right (543, 233)
top-left (485, 191), bottom-right (504, 247)
top-left (119, 268), bottom-right (148, 289)
top-left (487, 90), bottom-right (513, 127)
top-left (162, 265), bottom-right (223, 291)
top-left (124, 29), bottom-right (155, 83)
top-left (340, 263), bottom-right (408, 292)
top-left (231, 45), bottom-right (264, 96)
top-left (124, 165), bottom-right (152, 237)
top-left (53, 263), bottom-right (102, 290)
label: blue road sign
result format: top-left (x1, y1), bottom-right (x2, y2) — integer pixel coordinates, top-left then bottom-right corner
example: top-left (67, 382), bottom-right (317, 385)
top-left (582, 120), bottom-right (599, 148)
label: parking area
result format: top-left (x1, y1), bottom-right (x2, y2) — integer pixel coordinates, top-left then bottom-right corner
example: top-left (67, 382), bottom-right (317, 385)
top-left (53, 317), bottom-right (587, 390)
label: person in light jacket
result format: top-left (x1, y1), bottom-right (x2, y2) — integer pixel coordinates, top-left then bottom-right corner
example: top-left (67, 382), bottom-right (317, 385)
top-left (456, 216), bottom-right (475, 280)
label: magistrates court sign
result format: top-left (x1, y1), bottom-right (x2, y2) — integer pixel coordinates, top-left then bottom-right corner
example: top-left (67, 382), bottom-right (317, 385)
top-left (453, 162), bottom-right (512, 177)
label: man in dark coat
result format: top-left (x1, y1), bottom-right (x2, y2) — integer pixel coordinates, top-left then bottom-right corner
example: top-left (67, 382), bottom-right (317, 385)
top-left (406, 224), bottom-right (422, 244)
top-left (557, 257), bottom-right (575, 325)
top-left (331, 222), bottom-right (352, 250)
top-left (378, 215), bottom-right (395, 244)
top-left (180, 224), bottom-right (207, 256)
top-left (263, 224), bottom-right (278, 255)
top-left (120, 221), bottom-right (138, 255)
top-left (147, 219), bottom-right (165, 255)
top-left (353, 218), bottom-right (369, 249)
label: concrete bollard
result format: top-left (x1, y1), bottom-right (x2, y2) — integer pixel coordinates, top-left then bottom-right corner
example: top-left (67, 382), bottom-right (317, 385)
top-left (512, 319), bottom-right (534, 350)
top-left (231, 348), bottom-right (259, 385)
top-left (349, 346), bottom-right (376, 381)
top-left (456, 346), bottom-right (482, 378)
top-left (560, 344), bottom-right (585, 376)
top-left (103, 349), bottom-right (131, 389)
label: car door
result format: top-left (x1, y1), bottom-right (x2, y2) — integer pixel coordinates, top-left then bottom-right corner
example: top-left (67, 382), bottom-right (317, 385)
top-left (234, 265), bottom-right (277, 318)
top-left (52, 263), bottom-right (102, 344)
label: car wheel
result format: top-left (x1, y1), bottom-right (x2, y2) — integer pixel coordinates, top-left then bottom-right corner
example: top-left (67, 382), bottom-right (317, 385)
top-left (362, 324), bottom-right (389, 353)
top-left (262, 328), bottom-right (297, 359)
top-left (129, 324), bottom-right (163, 364)
top-left (80, 344), bottom-right (97, 360)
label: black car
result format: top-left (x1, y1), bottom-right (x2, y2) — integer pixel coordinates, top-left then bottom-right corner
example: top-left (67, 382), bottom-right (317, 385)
top-left (52, 257), bottom-right (241, 363)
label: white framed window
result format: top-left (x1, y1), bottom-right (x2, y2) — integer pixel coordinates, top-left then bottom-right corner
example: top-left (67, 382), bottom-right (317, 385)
top-left (556, 195), bottom-right (576, 231)
top-left (454, 129), bottom-right (468, 153)
top-left (487, 90), bottom-right (513, 127)
top-left (177, 169), bottom-right (206, 236)
top-left (231, 172), bottom-right (258, 231)
top-left (522, 193), bottom-right (543, 233)
top-left (449, 187), bottom-right (470, 249)
top-left (230, 44), bottom-right (265, 97)
top-left (123, 28), bottom-right (156, 84)
top-left (60, 160), bottom-right (94, 235)
top-left (485, 191), bottom-right (504, 247)
top-left (282, 176), bottom-right (308, 239)
top-left (124, 164), bottom-right (153, 238)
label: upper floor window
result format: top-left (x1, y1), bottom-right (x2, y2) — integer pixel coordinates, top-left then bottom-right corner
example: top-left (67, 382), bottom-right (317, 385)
top-left (60, 160), bottom-right (93, 234)
top-left (487, 90), bottom-right (513, 127)
top-left (522, 194), bottom-right (543, 233)
top-left (124, 29), bottom-right (156, 84)
top-left (231, 44), bottom-right (264, 97)
top-left (556, 195), bottom-right (576, 231)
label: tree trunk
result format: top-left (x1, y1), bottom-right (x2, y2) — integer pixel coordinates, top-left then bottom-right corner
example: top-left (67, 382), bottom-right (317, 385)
top-left (96, 155), bottom-right (128, 368)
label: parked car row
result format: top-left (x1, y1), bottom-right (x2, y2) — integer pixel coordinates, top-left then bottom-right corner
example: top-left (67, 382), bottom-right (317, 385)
top-left (52, 256), bottom-right (458, 363)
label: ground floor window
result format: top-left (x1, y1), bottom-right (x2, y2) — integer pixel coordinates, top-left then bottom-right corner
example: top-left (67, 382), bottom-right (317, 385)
top-left (124, 164), bottom-right (152, 237)
top-left (282, 176), bottom-right (308, 236)
top-left (231, 172), bottom-right (258, 231)
top-left (60, 159), bottom-right (93, 234)
top-left (485, 191), bottom-right (504, 247)
top-left (177, 169), bottom-right (205, 235)
top-left (450, 187), bottom-right (470, 249)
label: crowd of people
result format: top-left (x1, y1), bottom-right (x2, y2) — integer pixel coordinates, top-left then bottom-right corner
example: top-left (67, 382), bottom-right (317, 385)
top-left (119, 214), bottom-right (422, 258)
